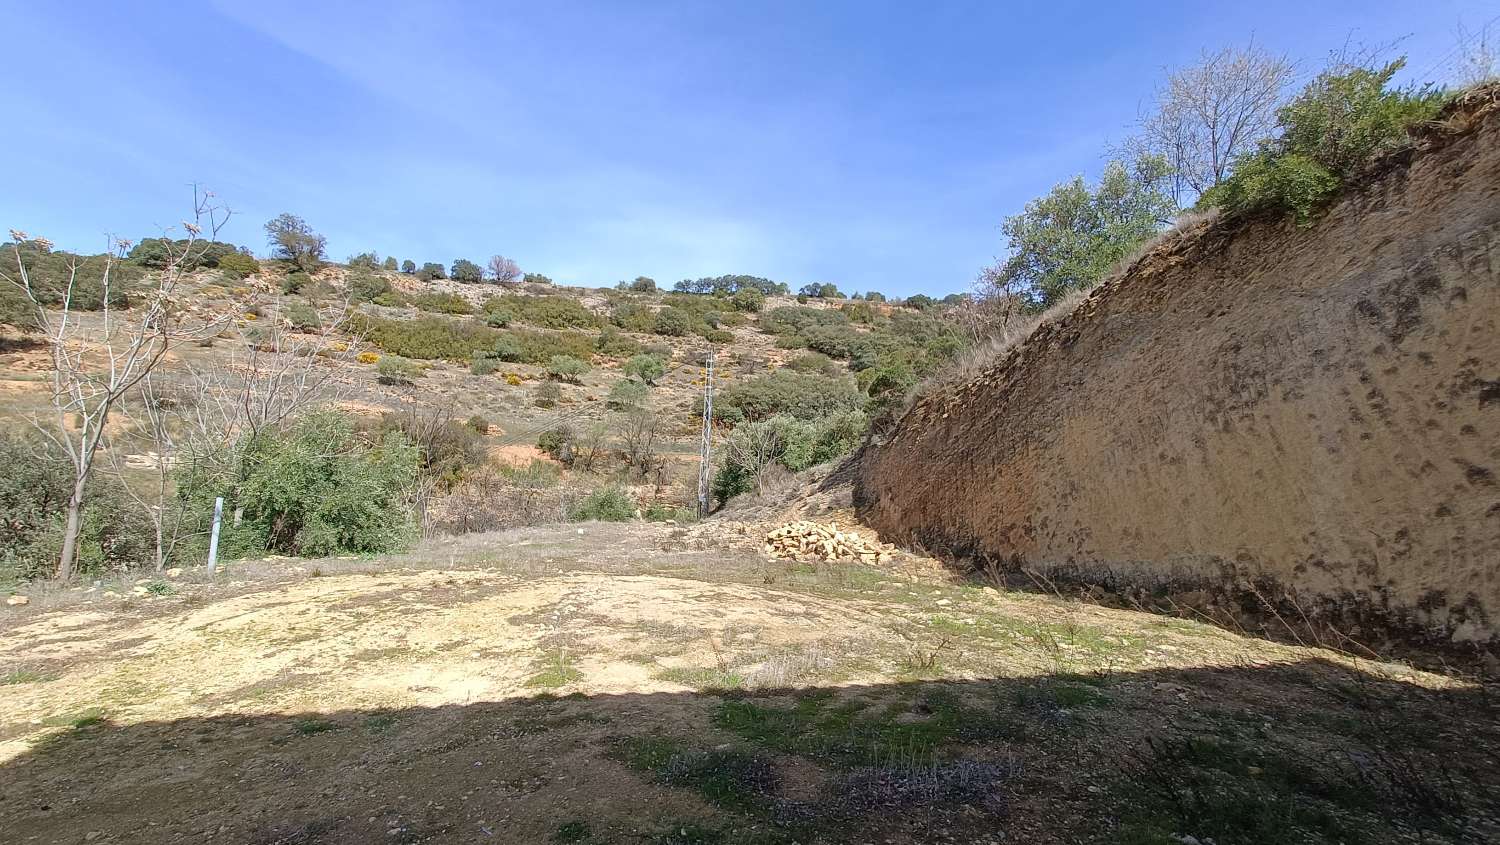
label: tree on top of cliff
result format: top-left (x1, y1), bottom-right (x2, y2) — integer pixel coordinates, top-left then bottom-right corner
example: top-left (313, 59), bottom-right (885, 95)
top-left (983, 154), bottom-right (1176, 311)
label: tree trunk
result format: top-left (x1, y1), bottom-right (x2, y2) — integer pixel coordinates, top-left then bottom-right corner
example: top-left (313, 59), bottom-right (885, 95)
top-left (57, 479), bottom-right (86, 581)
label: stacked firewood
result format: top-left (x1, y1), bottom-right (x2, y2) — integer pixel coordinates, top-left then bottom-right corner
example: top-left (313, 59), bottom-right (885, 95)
top-left (762, 521), bottom-right (892, 563)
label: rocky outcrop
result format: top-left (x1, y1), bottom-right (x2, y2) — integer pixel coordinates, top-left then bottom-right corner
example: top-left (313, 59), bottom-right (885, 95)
top-left (857, 89), bottom-right (1500, 660)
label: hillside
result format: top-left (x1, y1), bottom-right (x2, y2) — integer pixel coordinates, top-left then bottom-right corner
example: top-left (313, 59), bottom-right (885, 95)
top-left (858, 86), bottom-right (1500, 664)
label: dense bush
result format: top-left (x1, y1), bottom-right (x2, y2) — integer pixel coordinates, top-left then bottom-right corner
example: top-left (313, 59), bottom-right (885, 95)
top-left (786, 351), bottom-right (842, 377)
top-left (1199, 58), bottom-right (1447, 223)
top-left (128, 238), bottom-right (246, 270)
top-left (0, 242), bottom-right (139, 319)
top-left (714, 370), bottom-right (863, 423)
top-left (569, 487), bottom-right (634, 522)
top-left (383, 256), bottom-right (399, 271)
top-left (653, 307), bottom-right (691, 336)
top-left (417, 262), bottom-right (446, 281)
top-left (217, 252), bottom-right (261, 279)
top-left (483, 294), bottom-right (599, 329)
top-left (376, 355), bottom-right (424, 385)
top-left (484, 307), bottom-right (515, 327)
top-left (412, 291), bottom-right (474, 315)
top-left (401, 259), bottom-right (416, 274)
top-left (595, 326), bottom-right (642, 358)
top-left (627, 276), bottom-right (657, 292)
top-left (624, 353), bottom-right (666, 384)
top-left (801, 323), bottom-right (861, 359)
top-left (608, 378), bottom-right (648, 409)
top-left (451, 258), bottom-right (484, 283)
top-left (534, 381), bottom-right (562, 408)
top-left (759, 305), bottom-right (848, 337)
top-left (352, 314), bottom-right (500, 361)
top-left (281, 271), bottom-right (310, 294)
top-left (348, 252), bottom-right (381, 269)
top-left (470, 355), bottom-right (502, 375)
top-left (0, 432), bottom-right (153, 579)
top-left (523, 272), bottom-right (553, 286)
top-left (175, 412), bottom-right (419, 558)
top-left (730, 288), bottom-right (765, 312)
top-left (546, 354), bottom-right (590, 383)
top-left (611, 301), bottom-right (658, 333)
top-left (537, 426), bottom-right (573, 459)
top-left (377, 411), bottom-right (485, 491)
top-left (282, 300), bottom-right (321, 330)
top-left (348, 272), bottom-right (393, 303)
top-left (712, 410), bottom-right (867, 503)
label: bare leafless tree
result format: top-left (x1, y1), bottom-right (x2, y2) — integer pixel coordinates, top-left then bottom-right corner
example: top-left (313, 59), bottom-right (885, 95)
top-left (105, 372), bottom-right (192, 571)
top-left (721, 420), bottom-right (785, 497)
top-left (1, 188), bottom-right (230, 578)
top-left (614, 407), bottom-right (660, 478)
top-left (1457, 19), bottom-right (1499, 86)
top-left (178, 295), bottom-right (354, 445)
top-left (487, 255), bottom-right (521, 285)
top-left (573, 419), bottom-right (611, 474)
top-left (1128, 42), bottom-right (1296, 204)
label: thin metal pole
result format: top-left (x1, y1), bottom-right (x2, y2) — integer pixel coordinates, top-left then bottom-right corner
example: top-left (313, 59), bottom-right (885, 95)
top-left (696, 348), bottom-right (716, 518)
top-left (206, 496), bottom-right (223, 574)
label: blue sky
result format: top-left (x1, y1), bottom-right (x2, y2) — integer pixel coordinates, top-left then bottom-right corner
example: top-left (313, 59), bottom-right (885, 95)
top-left (3, 2), bottom-right (1494, 297)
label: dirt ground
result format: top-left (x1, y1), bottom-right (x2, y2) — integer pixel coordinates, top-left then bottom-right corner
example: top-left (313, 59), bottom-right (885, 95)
top-left (2, 522), bottom-right (1498, 844)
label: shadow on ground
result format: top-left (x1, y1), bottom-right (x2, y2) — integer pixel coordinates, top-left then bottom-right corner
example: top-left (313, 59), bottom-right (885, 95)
top-left (2, 659), bottom-right (1496, 844)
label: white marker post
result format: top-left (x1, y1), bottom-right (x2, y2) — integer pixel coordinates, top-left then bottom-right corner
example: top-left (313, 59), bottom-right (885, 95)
top-left (206, 496), bottom-right (224, 575)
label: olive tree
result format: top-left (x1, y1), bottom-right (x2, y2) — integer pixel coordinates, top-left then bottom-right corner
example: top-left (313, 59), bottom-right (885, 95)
top-left (263, 213), bottom-right (326, 271)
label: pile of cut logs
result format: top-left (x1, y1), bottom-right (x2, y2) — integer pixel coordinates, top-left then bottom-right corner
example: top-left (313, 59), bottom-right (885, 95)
top-left (762, 521), bottom-right (892, 563)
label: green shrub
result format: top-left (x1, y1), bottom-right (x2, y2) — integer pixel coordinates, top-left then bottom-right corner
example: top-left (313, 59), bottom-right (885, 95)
top-left (218, 252), bottom-right (260, 279)
top-left (282, 300), bottom-right (321, 331)
top-left (484, 308), bottom-right (514, 328)
top-left (470, 356), bottom-right (502, 375)
top-left (569, 488), bottom-right (634, 522)
top-left (643, 503), bottom-right (696, 522)
top-left (484, 294), bottom-right (599, 329)
top-left (759, 305), bottom-right (848, 337)
top-left (711, 411), bottom-right (867, 504)
top-left (348, 272), bottom-right (392, 303)
top-left (714, 370), bottom-right (863, 422)
top-left (608, 378), bottom-right (648, 409)
top-left (786, 352), bottom-right (841, 376)
top-left (538, 425), bottom-right (573, 460)
top-left (730, 288), bottom-right (765, 312)
top-left (1201, 58), bottom-right (1447, 223)
top-left (653, 307), bottom-right (691, 336)
top-left (0, 431), bottom-right (153, 579)
top-left (801, 323), bottom-right (860, 358)
top-left (699, 328), bottom-right (736, 345)
top-left (523, 272), bottom-right (553, 286)
top-left (610, 301), bottom-right (658, 333)
top-left (534, 381), bottom-right (561, 408)
top-left (412, 291), bottom-right (474, 315)
top-left (281, 271), bottom-right (311, 294)
top-left (417, 262), bottom-right (446, 281)
top-left (174, 411), bottom-right (419, 558)
top-left (595, 327), bottom-right (642, 358)
top-left (376, 355), bottom-right (423, 385)
top-left (370, 291), bottom-right (407, 308)
top-left (468, 415), bottom-right (490, 433)
top-left (628, 276), bottom-right (657, 292)
top-left (546, 355), bottom-right (590, 383)
top-left (351, 314), bottom-right (499, 361)
top-left (0, 242), bottom-right (138, 318)
top-left (623, 353), bottom-right (667, 384)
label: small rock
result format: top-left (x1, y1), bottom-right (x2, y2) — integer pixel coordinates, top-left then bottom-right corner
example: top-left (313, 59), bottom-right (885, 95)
top-left (85, 833), bottom-right (103, 842)
top-left (5, 595), bottom-right (28, 606)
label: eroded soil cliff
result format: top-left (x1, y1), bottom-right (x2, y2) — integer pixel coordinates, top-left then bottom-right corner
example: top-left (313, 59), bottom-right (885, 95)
top-left (858, 89), bottom-right (1500, 662)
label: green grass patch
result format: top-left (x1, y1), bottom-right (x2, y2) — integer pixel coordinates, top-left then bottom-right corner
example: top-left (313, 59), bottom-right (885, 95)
top-left (613, 735), bottom-right (778, 814)
top-left (1, 667), bottom-right (55, 685)
top-left (655, 666), bottom-right (745, 690)
top-left (293, 718), bottom-right (338, 736)
top-left (553, 820), bottom-right (591, 842)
